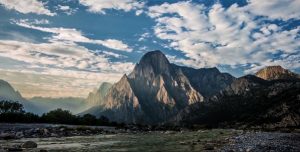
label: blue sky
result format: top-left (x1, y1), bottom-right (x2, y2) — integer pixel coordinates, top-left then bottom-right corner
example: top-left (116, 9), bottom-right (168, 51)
top-left (0, 0), bottom-right (299, 98)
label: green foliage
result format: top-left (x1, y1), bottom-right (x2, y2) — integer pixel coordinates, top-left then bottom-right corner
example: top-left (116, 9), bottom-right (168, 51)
top-left (41, 108), bottom-right (77, 124)
top-left (0, 100), bottom-right (24, 113)
top-left (0, 100), bottom-right (118, 126)
top-left (0, 100), bottom-right (39, 122)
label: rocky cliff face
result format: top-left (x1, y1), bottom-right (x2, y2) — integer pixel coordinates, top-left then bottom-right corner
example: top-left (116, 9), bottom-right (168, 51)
top-left (85, 82), bottom-right (112, 106)
top-left (94, 50), bottom-right (235, 124)
top-left (255, 66), bottom-right (299, 80)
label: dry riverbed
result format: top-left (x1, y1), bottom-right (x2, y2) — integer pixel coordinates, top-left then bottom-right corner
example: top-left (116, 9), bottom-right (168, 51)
top-left (0, 124), bottom-right (299, 152)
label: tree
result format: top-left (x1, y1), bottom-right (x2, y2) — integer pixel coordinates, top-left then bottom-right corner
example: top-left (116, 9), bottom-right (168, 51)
top-left (0, 100), bottom-right (24, 113)
top-left (41, 108), bottom-right (77, 124)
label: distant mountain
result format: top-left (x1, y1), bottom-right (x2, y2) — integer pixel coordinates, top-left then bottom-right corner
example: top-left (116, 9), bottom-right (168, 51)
top-left (0, 79), bottom-right (88, 115)
top-left (0, 79), bottom-right (23, 101)
top-left (255, 65), bottom-right (299, 80)
top-left (29, 97), bottom-right (87, 115)
top-left (85, 50), bottom-right (235, 124)
top-left (85, 82), bottom-right (112, 106)
top-left (174, 75), bottom-right (300, 129)
top-left (0, 79), bottom-right (38, 113)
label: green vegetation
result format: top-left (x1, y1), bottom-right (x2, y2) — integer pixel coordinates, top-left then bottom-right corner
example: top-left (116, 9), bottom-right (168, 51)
top-left (0, 100), bottom-right (113, 126)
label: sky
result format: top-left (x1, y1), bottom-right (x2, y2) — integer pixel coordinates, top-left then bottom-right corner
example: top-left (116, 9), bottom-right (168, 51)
top-left (0, 0), bottom-right (299, 98)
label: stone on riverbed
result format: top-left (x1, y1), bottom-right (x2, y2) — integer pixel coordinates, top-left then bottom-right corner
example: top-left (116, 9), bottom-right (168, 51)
top-left (21, 141), bottom-right (37, 148)
top-left (0, 133), bottom-right (16, 140)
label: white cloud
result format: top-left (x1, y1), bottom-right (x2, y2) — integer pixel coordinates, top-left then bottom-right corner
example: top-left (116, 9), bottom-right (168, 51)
top-left (14, 19), bottom-right (132, 52)
top-left (79, 0), bottom-right (144, 14)
top-left (138, 32), bottom-right (150, 41)
top-left (101, 50), bottom-right (125, 58)
top-left (56, 4), bottom-right (77, 15)
top-left (246, 0), bottom-right (300, 21)
top-left (0, 40), bottom-right (134, 72)
top-left (58, 5), bottom-right (70, 11)
top-left (0, 0), bottom-right (55, 16)
top-left (147, 1), bottom-right (300, 73)
top-left (0, 39), bottom-right (135, 97)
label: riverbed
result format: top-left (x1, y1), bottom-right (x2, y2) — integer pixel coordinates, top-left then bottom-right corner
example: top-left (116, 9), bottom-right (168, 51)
top-left (0, 124), bottom-right (299, 152)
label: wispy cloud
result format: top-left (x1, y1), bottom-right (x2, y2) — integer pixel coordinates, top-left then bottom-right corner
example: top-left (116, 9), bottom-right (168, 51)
top-left (79, 0), bottom-right (144, 15)
top-left (0, 39), bottom-right (134, 97)
top-left (0, 0), bottom-right (55, 16)
top-left (246, 0), bottom-right (300, 21)
top-left (0, 40), bottom-right (134, 72)
top-left (13, 19), bottom-right (132, 52)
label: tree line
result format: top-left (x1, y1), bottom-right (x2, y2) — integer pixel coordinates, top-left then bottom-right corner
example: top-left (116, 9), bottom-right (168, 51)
top-left (0, 100), bottom-right (118, 126)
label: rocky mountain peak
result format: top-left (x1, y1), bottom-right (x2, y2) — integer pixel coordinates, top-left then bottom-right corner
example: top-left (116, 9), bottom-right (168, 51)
top-left (255, 65), bottom-right (299, 80)
top-left (132, 50), bottom-right (171, 77)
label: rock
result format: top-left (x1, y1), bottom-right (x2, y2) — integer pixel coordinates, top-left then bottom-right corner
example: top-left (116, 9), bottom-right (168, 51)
top-left (179, 141), bottom-right (186, 145)
top-left (0, 133), bottom-right (16, 140)
top-left (6, 148), bottom-right (23, 151)
top-left (50, 133), bottom-right (58, 137)
top-left (246, 148), bottom-right (252, 152)
top-left (40, 150), bottom-right (48, 152)
top-left (204, 144), bottom-right (215, 150)
top-left (43, 129), bottom-right (49, 135)
top-left (21, 141), bottom-right (37, 148)
top-left (16, 132), bottom-right (24, 138)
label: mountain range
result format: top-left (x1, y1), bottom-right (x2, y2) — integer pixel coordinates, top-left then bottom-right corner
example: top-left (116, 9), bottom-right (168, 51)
top-left (1, 50), bottom-right (299, 128)
top-left (174, 75), bottom-right (300, 129)
top-left (82, 51), bottom-right (299, 127)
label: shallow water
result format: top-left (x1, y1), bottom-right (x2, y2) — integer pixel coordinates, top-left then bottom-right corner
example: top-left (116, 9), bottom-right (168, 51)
top-left (0, 129), bottom-right (235, 152)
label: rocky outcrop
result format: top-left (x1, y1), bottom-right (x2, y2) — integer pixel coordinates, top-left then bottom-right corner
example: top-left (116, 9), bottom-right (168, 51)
top-left (255, 65), bottom-right (299, 80)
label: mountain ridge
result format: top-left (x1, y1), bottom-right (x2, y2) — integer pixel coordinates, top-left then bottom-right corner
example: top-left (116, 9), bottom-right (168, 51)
top-left (255, 65), bottom-right (299, 80)
top-left (84, 50), bottom-right (236, 124)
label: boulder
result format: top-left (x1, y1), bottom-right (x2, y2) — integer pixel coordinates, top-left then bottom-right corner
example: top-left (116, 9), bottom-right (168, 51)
top-left (21, 141), bottom-right (37, 148)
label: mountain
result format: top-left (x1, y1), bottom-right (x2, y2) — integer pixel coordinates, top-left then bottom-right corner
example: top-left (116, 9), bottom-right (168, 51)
top-left (0, 79), bottom-right (23, 101)
top-left (255, 65), bottom-right (299, 80)
top-left (29, 97), bottom-right (87, 115)
top-left (173, 75), bottom-right (300, 129)
top-left (0, 79), bottom-right (38, 113)
top-left (0, 79), bottom-right (88, 115)
top-left (85, 82), bottom-right (112, 106)
top-left (86, 50), bottom-right (235, 124)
